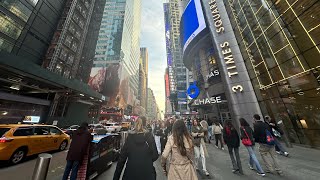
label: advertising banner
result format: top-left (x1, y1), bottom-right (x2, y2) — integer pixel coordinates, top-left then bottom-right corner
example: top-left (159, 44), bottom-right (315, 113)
top-left (88, 67), bottom-right (106, 93)
top-left (164, 3), bottom-right (173, 66)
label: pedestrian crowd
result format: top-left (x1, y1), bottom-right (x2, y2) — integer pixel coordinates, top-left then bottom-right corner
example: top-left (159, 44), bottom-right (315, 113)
top-left (61, 114), bottom-right (289, 180)
top-left (110, 114), bottom-right (289, 179)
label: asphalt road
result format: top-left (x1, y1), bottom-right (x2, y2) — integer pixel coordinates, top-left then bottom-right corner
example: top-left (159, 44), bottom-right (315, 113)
top-left (0, 142), bottom-right (320, 180)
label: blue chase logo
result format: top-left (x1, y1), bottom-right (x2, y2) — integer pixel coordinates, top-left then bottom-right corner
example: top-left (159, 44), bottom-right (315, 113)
top-left (187, 81), bottom-right (200, 99)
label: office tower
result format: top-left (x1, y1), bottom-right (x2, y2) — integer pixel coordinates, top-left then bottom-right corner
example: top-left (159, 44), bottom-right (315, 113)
top-left (147, 88), bottom-right (157, 121)
top-left (90, 0), bottom-right (142, 117)
top-left (139, 47), bottom-right (148, 111)
top-left (164, 0), bottom-right (189, 116)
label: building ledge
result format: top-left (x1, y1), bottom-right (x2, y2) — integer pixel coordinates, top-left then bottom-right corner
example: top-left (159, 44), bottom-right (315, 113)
top-left (0, 52), bottom-right (108, 101)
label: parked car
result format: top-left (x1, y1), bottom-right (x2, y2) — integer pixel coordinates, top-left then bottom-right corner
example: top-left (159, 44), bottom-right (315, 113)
top-left (0, 124), bottom-right (70, 164)
top-left (121, 122), bottom-right (131, 131)
top-left (105, 123), bottom-right (122, 133)
top-left (89, 124), bottom-right (107, 135)
top-left (62, 125), bottom-right (80, 137)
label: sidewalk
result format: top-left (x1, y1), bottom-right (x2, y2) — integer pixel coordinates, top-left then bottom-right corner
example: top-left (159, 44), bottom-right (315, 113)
top-left (97, 143), bottom-right (320, 180)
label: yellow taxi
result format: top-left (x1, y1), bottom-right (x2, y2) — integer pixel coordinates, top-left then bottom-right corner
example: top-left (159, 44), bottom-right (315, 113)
top-left (0, 124), bottom-right (70, 164)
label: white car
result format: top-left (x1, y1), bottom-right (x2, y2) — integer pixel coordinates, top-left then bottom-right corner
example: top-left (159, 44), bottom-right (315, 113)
top-left (105, 123), bottom-right (122, 133)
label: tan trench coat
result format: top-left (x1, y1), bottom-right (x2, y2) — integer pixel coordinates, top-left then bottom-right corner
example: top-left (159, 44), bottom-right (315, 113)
top-left (161, 135), bottom-right (198, 180)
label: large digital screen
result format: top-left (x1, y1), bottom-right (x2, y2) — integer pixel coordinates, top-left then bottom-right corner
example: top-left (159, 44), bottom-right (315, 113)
top-left (181, 0), bottom-right (206, 53)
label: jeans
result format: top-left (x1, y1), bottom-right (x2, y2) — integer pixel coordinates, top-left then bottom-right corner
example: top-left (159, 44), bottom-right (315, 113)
top-left (227, 146), bottom-right (242, 173)
top-left (215, 134), bottom-right (224, 148)
top-left (208, 126), bottom-right (213, 139)
top-left (194, 144), bottom-right (207, 171)
top-left (258, 144), bottom-right (282, 173)
top-left (274, 138), bottom-right (287, 154)
top-left (246, 146), bottom-right (264, 174)
top-left (62, 160), bottom-right (80, 180)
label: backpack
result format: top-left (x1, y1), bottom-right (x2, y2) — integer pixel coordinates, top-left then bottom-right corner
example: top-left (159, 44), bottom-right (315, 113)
top-left (265, 129), bottom-right (275, 145)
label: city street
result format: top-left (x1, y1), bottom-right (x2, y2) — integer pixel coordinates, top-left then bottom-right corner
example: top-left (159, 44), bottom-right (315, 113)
top-left (1, 142), bottom-right (319, 180)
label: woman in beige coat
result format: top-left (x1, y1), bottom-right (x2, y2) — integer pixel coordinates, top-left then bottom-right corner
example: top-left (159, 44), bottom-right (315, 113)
top-left (161, 120), bottom-right (198, 180)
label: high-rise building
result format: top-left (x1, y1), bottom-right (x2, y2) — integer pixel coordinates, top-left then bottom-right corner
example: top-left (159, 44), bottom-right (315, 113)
top-left (181, 0), bottom-right (320, 147)
top-left (0, 0), bottom-right (106, 125)
top-left (147, 88), bottom-right (158, 121)
top-left (89, 0), bottom-right (142, 119)
top-left (163, 0), bottom-right (189, 115)
top-left (139, 47), bottom-right (148, 111)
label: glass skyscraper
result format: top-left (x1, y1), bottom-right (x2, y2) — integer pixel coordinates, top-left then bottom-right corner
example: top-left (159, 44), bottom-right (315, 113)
top-left (89, 0), bottom-right (141, 113)
top-left (223, 0), bottom-right (320, 147)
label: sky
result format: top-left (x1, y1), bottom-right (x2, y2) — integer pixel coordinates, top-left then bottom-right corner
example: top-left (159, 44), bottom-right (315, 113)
top-left (140, 0), bottom-right (167, 114)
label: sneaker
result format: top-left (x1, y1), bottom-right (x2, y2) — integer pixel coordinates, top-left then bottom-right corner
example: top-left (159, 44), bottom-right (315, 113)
top-left (232, 169), bottom-right (239, 173)
top-left (257, 173), bottom-right (266, 177)
top-left (284, 152), bottom-right (289, 157)
top-left (276, 151), bottom-right (281, 155)
top-left (249, 164), bottom-right (254, 170)
top-left (215, 145), bottom-right (218, 148)
top-left (204, 170), bottom-right (210, 176)
top-left (221, 147), bottom-right (225, 150)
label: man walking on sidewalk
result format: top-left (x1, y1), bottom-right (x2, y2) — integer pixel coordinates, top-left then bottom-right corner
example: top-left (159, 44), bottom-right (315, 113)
top-left (253, 114), bottom-right (284, 176)
top-left (192, 119), bottom-right (210, 176)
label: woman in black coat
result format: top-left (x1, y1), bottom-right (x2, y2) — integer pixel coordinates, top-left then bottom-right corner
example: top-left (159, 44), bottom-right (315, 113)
top-left (223, 120), bottom-right (243, 174)
top-left (113, 117), bottom-right (159, 180)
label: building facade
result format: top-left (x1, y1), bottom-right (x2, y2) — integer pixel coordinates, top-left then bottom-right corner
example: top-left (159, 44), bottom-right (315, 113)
top-left (89, 0), bottom-right (142, 119)
top-left (164, 1), bottom-right (189, 116)
top-left (181, 0), bottom-right (320, 147)
top-left (139, 47), bottom-right (148, 111)
top-left (147, 88), bottom-right (158, 121)
top-left (0, 0), bottom-right (106, 126)
top-left (222, 0), bottom-right (320, 147)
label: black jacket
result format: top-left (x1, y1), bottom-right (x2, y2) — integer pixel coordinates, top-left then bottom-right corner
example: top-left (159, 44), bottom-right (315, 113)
top-left (240, 126), bottom-right (255, 146)
top-left (207, 119), bottom-right (214, 126)
top-left (153, 125), bottom-right (162, 136)
top-left (66, 129), bottom-right (92, 161)
top-left (113, 131), bottom-right (158, 180)
top-left (223, 127), bottom-right (240, 148)
top-left (253, 121), bottom-right (271, 144)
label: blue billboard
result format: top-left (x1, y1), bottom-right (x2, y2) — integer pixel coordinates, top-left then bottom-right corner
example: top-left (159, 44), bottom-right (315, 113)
top-left (180, 0), bottom-right (206, 53)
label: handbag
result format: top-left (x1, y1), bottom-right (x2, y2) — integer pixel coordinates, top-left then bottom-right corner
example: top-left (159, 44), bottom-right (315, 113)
top-left (241, 127), bottom-right (252, 146)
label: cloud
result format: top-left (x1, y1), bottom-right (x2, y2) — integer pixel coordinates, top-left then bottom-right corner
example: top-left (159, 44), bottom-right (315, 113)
top-left (141, 0), bottom-right (167, 114)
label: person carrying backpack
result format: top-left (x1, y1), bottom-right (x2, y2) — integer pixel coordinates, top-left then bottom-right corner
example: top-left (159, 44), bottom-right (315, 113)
top-left (253, 114), bottom-right (283, 176)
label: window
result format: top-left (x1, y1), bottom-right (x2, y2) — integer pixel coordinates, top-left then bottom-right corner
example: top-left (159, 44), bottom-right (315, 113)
top-left (0, 14), bottom-right (23, 39)
top-left (13, 127), bottom-right (33, 136)
top-left (1, 0), bottom-right (32, 22)
top-left (0, 128), bottom-right (10, 137)
top-left (34, 127), bottom-right (49, 135)
top-left (0, 37), bottom-right (14, 52)
top-left (65, 36), bottom-right (72, 47)
top-left (60, 49), bottom-right (68, 61)
top-left (67, 54), bottom-right (74, 64)
top-left (71, 42), bottom-right (78, 52)
top-left (50, 127), bottom-right (62, 135)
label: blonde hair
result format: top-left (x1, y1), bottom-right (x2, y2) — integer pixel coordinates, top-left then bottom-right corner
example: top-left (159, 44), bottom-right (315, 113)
top-left (134, 118), bottom-right (145, 133)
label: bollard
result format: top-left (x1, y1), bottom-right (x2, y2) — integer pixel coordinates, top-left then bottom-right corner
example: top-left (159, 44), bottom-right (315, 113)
top-left (32, 153), bottom-right (52, 180)
top-left (120, 131), bottom-right (128, 147)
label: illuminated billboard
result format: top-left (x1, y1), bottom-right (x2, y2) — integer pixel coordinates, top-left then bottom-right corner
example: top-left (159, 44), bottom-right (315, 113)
top-left (180, 0), bottom-right (206, 53)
